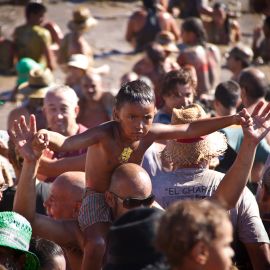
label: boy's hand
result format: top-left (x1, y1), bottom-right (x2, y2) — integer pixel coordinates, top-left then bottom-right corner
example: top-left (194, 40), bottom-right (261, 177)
top-left (241, 101), bottom-right (270, 145)
top-left (9, 115), bottom-right (48, 161)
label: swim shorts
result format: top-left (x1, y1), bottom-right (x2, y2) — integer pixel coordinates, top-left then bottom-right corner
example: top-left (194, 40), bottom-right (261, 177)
top-left (78, 189), bottom-right (112, 231)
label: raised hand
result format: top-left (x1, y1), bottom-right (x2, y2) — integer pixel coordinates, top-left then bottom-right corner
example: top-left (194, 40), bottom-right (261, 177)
top-left (9, 115), bottom-right (48, 161)
top-left (241, 101), bottom-right (270, 144)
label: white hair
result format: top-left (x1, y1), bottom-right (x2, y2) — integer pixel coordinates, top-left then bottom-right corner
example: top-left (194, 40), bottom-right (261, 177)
top-left (44, 84), bottom-right (79, 106)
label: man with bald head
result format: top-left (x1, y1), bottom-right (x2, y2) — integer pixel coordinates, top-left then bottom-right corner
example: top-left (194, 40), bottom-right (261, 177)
top-left (14, 150), bottom-right (156, 270)
top-left (238, 68), bottom-right (270, 183)
top-left (105, 163), bottom-right (156, 219)
top-left (239, 68), bottom-right (269, 113)
top-left (44, 171), bottom-right (85, 219)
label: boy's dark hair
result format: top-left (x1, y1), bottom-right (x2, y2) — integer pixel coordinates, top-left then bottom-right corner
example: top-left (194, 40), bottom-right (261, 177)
top-left (161, 69), bottom-right (196, 97)
top-left (182, 17), bottom-right (207, 46)
top-left (30, 238), bottom-right (64, 269)
top-left (26, 2), bottom-right (46, 20)
top-left (115, 80), bottom-right (155, 109)
top-left (215, 80), bottom-right (240, 108)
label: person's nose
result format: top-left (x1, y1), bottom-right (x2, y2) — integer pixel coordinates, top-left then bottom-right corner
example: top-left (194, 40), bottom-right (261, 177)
top-left (56, 112), bottom-right (64, 120)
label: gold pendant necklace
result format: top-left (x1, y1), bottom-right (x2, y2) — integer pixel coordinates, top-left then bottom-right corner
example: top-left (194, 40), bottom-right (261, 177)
top-left (119, 147), bottom-right (133, 163)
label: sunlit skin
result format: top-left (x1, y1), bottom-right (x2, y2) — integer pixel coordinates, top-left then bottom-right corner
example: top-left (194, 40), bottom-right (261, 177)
top-left (43, 92), bottom-right (79, 136)
top-left (85, 102), bottom-right (155, 192)
top-left (44, 183), bottom-right (77, 219)
top-left (78, 73), bottom-right (113, 128)
top-left (204, 220), bottom-right (234, 270)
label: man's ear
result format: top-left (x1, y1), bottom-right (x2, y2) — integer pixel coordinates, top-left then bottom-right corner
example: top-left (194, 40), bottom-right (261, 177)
top-left (191, 241), bottom-right (209, 265)
top-left (105, 191), bottom-right (115, 208)
top-left (75, 105), bottom-right (80, 117)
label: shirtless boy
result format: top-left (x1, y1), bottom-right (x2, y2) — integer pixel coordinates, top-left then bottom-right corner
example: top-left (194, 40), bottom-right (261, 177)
top-left (12, 80), bottom-right (252, 270)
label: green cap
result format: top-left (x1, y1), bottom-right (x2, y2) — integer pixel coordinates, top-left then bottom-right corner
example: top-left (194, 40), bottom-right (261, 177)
top-left (0, 211), bottom-right (40, 270)
top-left (16, 58), bottom-right (42, 85)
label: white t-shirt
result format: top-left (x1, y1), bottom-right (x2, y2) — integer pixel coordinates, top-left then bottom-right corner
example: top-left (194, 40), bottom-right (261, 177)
top-left (142, 144), bottom-right (269, 244)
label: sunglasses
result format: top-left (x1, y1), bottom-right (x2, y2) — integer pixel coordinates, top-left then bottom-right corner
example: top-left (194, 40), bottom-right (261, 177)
top-left (111, 192), bottom-right (155, 209)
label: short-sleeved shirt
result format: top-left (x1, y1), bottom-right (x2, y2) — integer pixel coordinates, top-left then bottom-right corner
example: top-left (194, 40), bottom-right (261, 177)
top-left (222, 125), bottom-right (270, 164)
top-left (153, 111), bottom-right (171, 125)
top-left (14, 24), bottom-right (51, 67)
top-left (152, 167), bottom-right (269, 244)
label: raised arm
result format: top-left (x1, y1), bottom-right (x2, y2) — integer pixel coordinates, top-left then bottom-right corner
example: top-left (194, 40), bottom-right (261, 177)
top-left (11, 116), bottom-right (81, 247)
top-left (150, 113), bottom-right (240, 141)
top-left (11, 114), bottom-right (102, 154)
top-left (212, 101), bottom-right (270, 209)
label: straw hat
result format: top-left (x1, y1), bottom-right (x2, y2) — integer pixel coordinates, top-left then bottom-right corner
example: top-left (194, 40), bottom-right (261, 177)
top-left (155, 31), bottom-right (179, 53)
top-left (18, 68), bottom-right (54, 99)
top-left (161, 104), bottom-right (227, 168)
top-left (68, 6), bottom-right (97, 32)
top-left (0, 211), bottom-right (40, 270)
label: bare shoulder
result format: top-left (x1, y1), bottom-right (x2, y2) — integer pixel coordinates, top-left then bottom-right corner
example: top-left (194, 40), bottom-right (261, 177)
top-left (130, 9), bottom-right (145, 20)
top-left (97, 121), bottom-right (118, 138)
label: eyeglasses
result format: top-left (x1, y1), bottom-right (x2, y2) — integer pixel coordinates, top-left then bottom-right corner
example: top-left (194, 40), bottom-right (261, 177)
top-left (110, 192), bottom-right (155, 209)
top-left (0, 183), bottom-right (8, 192)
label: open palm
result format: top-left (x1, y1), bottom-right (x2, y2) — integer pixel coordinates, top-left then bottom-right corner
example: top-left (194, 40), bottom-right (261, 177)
top-left (242, 102), bottom-right (270, 144)
top-left (9, 115), bottom-right (43, 161)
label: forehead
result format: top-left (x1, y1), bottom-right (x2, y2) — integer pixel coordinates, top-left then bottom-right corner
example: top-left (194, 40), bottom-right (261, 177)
top-left (118, 102), bottom-right (155, 114)
top-left (45, 92), bottom-right (77, 107)
top-left (172, 83), bottom-right (193, 93)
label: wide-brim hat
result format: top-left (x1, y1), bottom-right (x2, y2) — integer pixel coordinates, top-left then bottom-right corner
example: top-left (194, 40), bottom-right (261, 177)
top-left (155, 31), bottom-right (179, 53)
top-left (18, 68), bottom-right (54, 99)
top-left (161, 104), bottom-right (227, 168)
top-left (104, 208), bottom-right (164, 270)
top-left (0, 212), bottom-right (40, 270)
top-left (67, 6), bottom-right (97, 32)
top-left (67, 54), bottom-right (89, 70)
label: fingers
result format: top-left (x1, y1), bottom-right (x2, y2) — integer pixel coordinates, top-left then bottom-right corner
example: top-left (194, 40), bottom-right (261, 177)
top-left (251, 101), bottom-right (264, 117)
top-left (239, 108), bottom-right (253, 127)
top-left (29, 114), bottom-right (37, 134)
top-left (12, 120), bottom-right (23, 142)
top-left (20, 116), bottom-right (29, 135)
top-left (261, 103), bottom-right (270, 120)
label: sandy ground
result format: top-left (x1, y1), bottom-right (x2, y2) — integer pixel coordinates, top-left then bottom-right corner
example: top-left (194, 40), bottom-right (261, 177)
top-left (0, 0), bottom-right (265, 129)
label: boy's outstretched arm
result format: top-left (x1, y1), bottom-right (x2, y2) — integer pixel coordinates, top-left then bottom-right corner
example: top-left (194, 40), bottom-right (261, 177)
top-left (38, 154), bottom-right (86, 178)
top-left (150, 111), bottom-right (242, 141)
top-left (212, 101), bottom-right (270, 209)
top-left (11, 115), bottom-right (102, 153)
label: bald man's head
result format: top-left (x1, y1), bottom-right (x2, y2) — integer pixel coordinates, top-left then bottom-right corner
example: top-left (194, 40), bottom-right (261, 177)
top-left (239, 68), bottom-right (268, 103)
top-left (106, 163), bottom-right (153, 219)
top-left (53, 171), bottom-right (85, 201)
top-left (44, 171), bottom-right (85, 219)
top-left (110, 163), bottom-right (152, 198)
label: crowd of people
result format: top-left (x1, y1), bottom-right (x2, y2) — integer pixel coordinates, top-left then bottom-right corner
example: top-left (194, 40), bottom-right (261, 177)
top-left (0, 0), bottom-right (270, 269)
